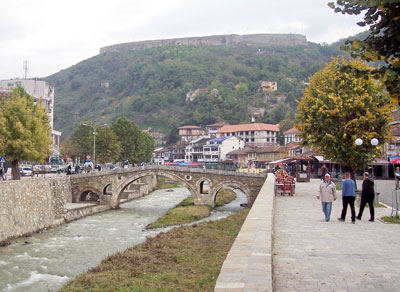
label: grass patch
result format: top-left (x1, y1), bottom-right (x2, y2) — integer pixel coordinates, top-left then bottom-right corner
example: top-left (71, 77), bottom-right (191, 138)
top-left (60, 209), bottom-right (249, 292)
top-left (381, 216), bottom-right (400, 224)
top-left (154, 177), bottom-right (180, 190)
top-left (148, 189), bottom-right (238, 229)
top-left (215, 189), bottom-right (236, 207)
top-left (146, 204), bottom-right (212, 229)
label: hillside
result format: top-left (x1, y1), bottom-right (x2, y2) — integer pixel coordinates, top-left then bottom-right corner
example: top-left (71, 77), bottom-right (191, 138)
top-left (45, 40), bottom-right (342, 139)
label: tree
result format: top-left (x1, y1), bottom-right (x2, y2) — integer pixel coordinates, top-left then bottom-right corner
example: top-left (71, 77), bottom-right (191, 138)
top-left (111, 116), bottom-right (154, 163)
top-left (329, 1), bottom-right (400, 104)
top-left (95, 127), bottom-right (121, 163)
top-left (60, 139), bottom-right (81, 161)
top-left (71, 123), bottom-right (93, 161)
top-left (0, 87), bottom-right (52, 179)
top-left (295, 57), bottom-right (392, 179)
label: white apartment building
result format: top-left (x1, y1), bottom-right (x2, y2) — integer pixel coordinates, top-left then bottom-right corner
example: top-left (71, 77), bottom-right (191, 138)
top-left (216, 123), bottom-right (279, 147)
top-left (203, 136), bottom-right (244, 163)
top-left (184, 137), bottom-right (211, 162)
top-left (0, 78), bottom-right (62, 156)
top-left (283, 127), bottom-right (301, 146)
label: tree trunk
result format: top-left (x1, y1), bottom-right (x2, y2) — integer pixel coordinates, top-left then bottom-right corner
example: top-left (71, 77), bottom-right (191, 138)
top-left (11, 160), bottom-right (20, 180)
top-left (349, 168), bottom-right (357, 190)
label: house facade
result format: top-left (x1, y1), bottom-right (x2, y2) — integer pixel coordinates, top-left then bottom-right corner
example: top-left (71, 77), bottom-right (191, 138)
top-left (216, 123), bottom-right (279, 147)
top-left (283, 127), bottom-right (301, 146)
top-left (178, 125), bottom-right (205, 141)
top-left (203, 136), bottom-right (245, 163)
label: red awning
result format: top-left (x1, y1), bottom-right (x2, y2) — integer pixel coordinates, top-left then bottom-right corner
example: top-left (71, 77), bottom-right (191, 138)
top-left (165, 162), bottom-right (174, 165)
top-left (189, 162), bottom-right (200, 166)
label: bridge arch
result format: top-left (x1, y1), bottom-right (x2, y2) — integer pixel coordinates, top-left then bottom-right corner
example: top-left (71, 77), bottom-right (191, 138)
top-left (110, 170), bottom-right (197, 208)
top-left (75, 187), bottom-right (104, 204)
top-left (210, 181), bottom-right (251, 206)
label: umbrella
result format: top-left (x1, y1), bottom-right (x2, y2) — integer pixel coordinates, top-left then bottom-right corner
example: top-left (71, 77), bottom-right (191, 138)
top-left (392, 157), bottom-right (400, 164)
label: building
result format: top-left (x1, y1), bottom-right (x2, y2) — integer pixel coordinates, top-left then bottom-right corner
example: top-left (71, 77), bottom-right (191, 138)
top-left (171, 142), bottom-right (188, 162)
top-left (283, 127), bottom-right (301, 146)
top-left (205, 122), bottom-right (227, 137)
top-left (178, 125), bottom-right (205, 142)
top-left (0, 78), bottom-right (62, 156)
top-left (216, 123), bottom-right (279, 147)
top-left (144, 128), bottom-right (166, 147)
top-left (203, 136), bottom-right (245, 163)
top-left (184, 137), bottom-right (211, 162)
top-left (248, 106), bottom-right (266, 122)
top-left (260, 81), bottom-right (277, 92)
top-left (227, 146), bottom-right (287, 168)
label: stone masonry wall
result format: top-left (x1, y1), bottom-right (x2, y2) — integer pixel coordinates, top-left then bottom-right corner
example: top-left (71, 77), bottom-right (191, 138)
top-left (100, 33), bottom-right (307, 54)
top-left (0, 177), bottom-right (72, 244)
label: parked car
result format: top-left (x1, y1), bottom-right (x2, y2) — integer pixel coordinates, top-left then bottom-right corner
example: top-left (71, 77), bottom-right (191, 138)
top-left (50, 165), bottom-right (58, 173)
top-left (19, 166), bottom-right (32, 176)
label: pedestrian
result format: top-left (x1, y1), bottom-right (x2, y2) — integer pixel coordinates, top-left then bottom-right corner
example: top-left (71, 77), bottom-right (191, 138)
top-left (75, 164), bottom-right (79, 174)
top-left (0, 163), bottom-right (4, 180)
top-left (356, 172), bottom-right (375, 222)
top-left (338, 172), bottom-right (356, 224)
top-left (320, 164), bottom-right (327, 180)
top-left (66, 164), bottom-right (72, 175)
top-left (395, 167), bottom-right (400, 190)
top-left (317, 173), bottom-right (337, 222)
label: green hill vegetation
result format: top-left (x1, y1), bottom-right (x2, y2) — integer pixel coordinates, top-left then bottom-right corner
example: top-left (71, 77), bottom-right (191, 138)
top-left (45, 41), bottom-right (344, 140)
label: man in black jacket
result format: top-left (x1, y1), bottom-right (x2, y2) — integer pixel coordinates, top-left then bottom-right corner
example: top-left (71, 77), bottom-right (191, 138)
top-left (356, 172), bottom-right (375, 222)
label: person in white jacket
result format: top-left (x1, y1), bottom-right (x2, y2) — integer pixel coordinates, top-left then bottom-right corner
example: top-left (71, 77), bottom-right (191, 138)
top-left (317, 174), bottom-right (337, 222)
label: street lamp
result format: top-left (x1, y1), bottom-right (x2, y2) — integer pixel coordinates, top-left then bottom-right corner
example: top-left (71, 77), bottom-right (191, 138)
top-left (82, 123), bottom-right (108, 166)
top-left (355, 138), bottom-right (379, 147)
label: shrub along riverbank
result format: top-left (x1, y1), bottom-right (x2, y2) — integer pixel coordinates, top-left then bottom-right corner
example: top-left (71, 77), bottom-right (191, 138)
top-left (146, 189), bottom-right (236, 229)
top-left (60, 208), bottom-right (249, 292)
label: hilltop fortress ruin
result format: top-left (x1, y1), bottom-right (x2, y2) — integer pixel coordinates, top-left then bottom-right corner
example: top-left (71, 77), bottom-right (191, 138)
top-left (100, 33), bottom-right (308, 54)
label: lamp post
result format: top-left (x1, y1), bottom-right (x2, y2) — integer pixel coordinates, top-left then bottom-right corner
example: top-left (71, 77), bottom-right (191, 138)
top-left (355, 137), bottom-right (380, 176)
top-left (82, 123), bottom-right (108, 166)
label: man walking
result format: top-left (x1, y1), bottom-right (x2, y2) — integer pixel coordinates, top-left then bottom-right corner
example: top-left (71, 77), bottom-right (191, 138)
top-left (338, 172), bottom-right (356, 224)
top-left (356, 172), bottom-right (375, 222)
top-left (317, 173), bottom-right (337, 221)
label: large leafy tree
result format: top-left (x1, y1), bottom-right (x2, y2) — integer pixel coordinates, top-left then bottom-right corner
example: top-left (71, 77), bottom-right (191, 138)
top-left (111, 116), bottom-right (155, 163)
top-left (71, 124), bottom-right (93, 160)
top-left (296, 57), bottom-right (392, 178)
top-left (95, 127), bottom-right (121, 163)
top-left (0, 87), bottom-right (52, 179)
top-left (329, 1), bottom-right (400, 104)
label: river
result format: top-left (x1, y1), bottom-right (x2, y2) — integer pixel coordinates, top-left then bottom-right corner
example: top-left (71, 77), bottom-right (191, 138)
top-left (0, 187), bottom-right (247, 292)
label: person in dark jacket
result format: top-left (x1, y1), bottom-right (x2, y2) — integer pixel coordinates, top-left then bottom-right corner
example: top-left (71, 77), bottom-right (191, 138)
top-left (356, 172), bottom-right (375, 222)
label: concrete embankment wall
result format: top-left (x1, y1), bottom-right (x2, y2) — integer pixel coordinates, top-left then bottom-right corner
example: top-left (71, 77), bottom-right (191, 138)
top-left (215, 174), bottom-right (275, 291)
top-left (0, 177), bottom-right (72, 244)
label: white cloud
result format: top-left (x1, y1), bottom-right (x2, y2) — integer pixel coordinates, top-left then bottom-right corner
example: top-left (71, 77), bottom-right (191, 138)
top-left (0, 0), bottom-right (366, 79)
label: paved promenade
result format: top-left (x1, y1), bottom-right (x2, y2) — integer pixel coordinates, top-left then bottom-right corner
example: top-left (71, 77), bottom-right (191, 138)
top-left (273, 179), bottom-right (400, 292)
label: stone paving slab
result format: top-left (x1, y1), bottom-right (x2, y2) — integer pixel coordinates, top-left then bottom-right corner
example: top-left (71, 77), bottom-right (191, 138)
top-left (273, 179), bottom-right (400, 292)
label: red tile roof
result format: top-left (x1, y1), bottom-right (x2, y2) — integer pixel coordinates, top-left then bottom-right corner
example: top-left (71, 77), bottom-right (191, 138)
top-left (178, 125), bottom-right (203, 129)
top-left (284, 127), bottom-right (299, 134)
top-left (217, 123), bottom-right (279, 133)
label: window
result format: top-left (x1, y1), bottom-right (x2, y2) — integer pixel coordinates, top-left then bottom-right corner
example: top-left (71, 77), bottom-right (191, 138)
top-left (240, 131), bottom-right (244, 135)
top-left (212, 155), bottom-right (218, 158)
top-left (211, 147), bottom-right (218, 152)
top-left (251, 138), bottom-right (255, 142)
top-left (245, 131), bottom-right (249, 135)
top-left (204, 147), bottom-right (210, 152)
top-left (205, 155), bottom-right (211, 159)
top-left (251, 131), bottom-right (255, 135)
top-left (266, 138), bottom-right (270, 142)
top-left (245, 138), bottom-right (249, 142)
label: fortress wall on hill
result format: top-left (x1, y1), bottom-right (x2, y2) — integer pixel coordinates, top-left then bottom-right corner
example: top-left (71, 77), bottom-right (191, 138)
top-left (100, 33), bottom-right (307, 54)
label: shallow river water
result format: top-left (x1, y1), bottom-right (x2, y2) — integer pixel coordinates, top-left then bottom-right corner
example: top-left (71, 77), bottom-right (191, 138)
top-left (0, 187), bottom-right (246, 292)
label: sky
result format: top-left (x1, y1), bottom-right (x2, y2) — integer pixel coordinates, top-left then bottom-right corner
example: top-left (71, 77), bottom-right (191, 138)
top-left (0, 0), bottom-right (366, 80)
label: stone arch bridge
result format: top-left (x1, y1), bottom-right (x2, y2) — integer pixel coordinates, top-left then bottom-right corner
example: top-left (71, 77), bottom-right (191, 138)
top-left (69, 166), bottom-right (266, 209)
